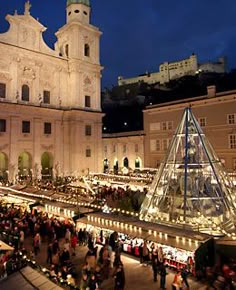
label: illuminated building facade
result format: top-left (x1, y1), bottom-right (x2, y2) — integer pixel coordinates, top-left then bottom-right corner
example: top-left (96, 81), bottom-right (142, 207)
top-left (118, 54), bottom-right (226, 86)
top-left (143, 86), bottom-right (236, 174)
top-left (0, 0), bottom-right (103, 182)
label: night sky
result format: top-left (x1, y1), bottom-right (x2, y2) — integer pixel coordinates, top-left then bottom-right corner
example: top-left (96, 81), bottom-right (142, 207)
top-left (0, 0), bottom-right (236, 89)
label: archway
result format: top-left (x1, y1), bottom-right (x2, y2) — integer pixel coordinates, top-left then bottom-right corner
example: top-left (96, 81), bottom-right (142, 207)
top-left (135, 157), bottom-right (142, 169)
top-left (123, 157), bottom-right (129, 168)
top-left (0, 152), bottom-right (8, 182)
top-left (103, 158), bottom-right (109, 173)
top-left (18, 152), bottom-right (32, 180)
top-left (114, 158), bottom-right (119, 174)
top-left (41, 152), bottom-right (53, 180)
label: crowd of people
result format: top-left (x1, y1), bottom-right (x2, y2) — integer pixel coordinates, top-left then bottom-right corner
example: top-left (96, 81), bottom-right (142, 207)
top-left (1, 200), bottom-right (236, 289)
top-left (0, 201), bottom-right (127, 289)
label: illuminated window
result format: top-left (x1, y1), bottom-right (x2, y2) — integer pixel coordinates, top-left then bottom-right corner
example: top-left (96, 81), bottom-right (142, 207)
top-left (22, 121), bottom-right (30, 133)
top-left (22, 84), bottom-right (29, 101)
top-left (162, 121), bottom-right (173, 130)
top-left (43, 90), bottom-right (50, 104)
top-left (0, 83), bottom-right (6, 98)
top-left (199, 117), bottom-right (206, 127)
top-left (44, 122), bottom-right (51, 134)
top-left (0, 119), bottom-right (6, 132)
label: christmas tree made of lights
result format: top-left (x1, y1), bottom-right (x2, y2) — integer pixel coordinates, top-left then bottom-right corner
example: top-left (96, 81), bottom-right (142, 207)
top-left (140, 107), bottom-right (236, 235)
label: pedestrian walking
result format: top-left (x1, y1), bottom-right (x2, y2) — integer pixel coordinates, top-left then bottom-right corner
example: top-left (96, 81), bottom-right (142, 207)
top-left (114, 264), bottom-right (125, 290)
top-left (181, 266), bottom-right (190, 289)
top-left (159, 263), bottom-right (168, 290)
top-left (151, 248), bottom-right (159, 282)
top-left (33, 233), bottom-right (40, 256)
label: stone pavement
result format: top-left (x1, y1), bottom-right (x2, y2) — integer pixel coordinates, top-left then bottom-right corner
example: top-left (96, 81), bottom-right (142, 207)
top-left (23, 236), bottom-right (207, 290)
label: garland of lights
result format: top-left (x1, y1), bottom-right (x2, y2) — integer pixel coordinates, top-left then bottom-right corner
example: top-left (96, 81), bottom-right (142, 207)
top-left (1, 185), bottom-right (235, 239)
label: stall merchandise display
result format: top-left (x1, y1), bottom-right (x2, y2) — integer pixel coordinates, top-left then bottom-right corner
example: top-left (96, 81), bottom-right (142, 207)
top-left (78, 222), bottom-right (195, 273)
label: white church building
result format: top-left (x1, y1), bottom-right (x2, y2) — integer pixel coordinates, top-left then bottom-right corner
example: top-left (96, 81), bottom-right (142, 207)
top-left (0, 0), bottom-right (104, 182)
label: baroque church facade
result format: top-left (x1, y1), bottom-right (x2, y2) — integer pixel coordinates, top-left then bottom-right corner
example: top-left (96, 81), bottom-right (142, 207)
top-left (0, 0), bottom-right (104, 182)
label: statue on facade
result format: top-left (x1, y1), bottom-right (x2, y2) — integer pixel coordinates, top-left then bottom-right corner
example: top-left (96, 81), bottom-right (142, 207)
top-left (55, 161), bottom-right (61, 177)
top-left (9, 163), bottom-right (17, 184)
top-left (34, 163), bottom-right (42, 180)
top-left (24, 1), bottom-right (32, 15)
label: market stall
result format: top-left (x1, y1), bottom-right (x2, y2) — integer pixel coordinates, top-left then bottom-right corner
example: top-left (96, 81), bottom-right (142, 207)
top-left (76, 212), bottom-right (212, 275)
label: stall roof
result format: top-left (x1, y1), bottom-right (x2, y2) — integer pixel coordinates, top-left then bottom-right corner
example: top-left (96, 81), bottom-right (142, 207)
top-left (0, 266), bottom-right (64, 290)
top-left (78, 212), bottom-right (211, 252)
top-left (0, 240), bottom-right (14, 251)
top-left (215, 236), bottom-right (236, 246)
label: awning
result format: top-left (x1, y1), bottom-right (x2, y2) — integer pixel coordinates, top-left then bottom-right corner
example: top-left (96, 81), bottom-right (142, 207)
top-left (0, 240), bottom-right (14, 251)
top-left (77, 212), bottom-right (211, 252)
top-left (0, 266), bottom-right (64, 290)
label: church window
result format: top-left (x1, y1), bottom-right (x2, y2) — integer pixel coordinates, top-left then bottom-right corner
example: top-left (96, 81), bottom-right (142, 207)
top-left (83, 11), bottom-right (88, 15)
top-left (44, 122), bottom-right (51, 135)
top-left (68, 11), bottom-right (71, 16)
top-left (84, 44), bottom-right (90, 57)
top-left (74, 9), bottom-right (80, 13)
top-left (43, 90), bottom-right (50, 104)
top-left (0, 119), bottom-right (6, 132)
top-left (22, 84), bottom-right (29, 101)
top-left (85, 95), bottom-right (91, 107)
top-left (0, 83), bottom-right (6, 98)
top-left (22, 121), bottom-right (30, 133)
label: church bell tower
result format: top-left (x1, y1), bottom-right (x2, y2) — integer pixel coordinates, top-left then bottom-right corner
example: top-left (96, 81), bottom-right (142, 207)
top-left (66, 0), bottom-right (91, 25)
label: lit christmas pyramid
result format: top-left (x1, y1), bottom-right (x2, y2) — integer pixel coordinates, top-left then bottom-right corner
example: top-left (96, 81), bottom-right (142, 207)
top-left (140, 107), bottom-right (236, 236)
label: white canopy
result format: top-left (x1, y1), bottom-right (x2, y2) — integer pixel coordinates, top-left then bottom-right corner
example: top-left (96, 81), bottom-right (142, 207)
top-left (0, 240), bottom-right (14, 251)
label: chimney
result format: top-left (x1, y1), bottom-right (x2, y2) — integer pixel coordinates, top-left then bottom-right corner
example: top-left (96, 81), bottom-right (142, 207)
top-left (207, 85), bottom-right (216, 98)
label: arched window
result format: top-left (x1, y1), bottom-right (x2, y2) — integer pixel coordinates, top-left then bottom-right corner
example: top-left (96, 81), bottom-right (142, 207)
top-left (123, 157), bottom-right (129, 168)
top-left (84, 43), bottom-right (90, 57)
top-left (22, 84), bottom-right (29, 101)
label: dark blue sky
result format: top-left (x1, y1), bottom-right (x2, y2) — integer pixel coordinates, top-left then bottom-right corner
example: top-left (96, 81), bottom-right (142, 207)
top-left (1, 0), bottom-right (236, 89)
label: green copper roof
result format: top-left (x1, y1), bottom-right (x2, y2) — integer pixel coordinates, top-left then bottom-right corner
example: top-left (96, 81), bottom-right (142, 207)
top-left (67, 0), bottom-right (90, 7)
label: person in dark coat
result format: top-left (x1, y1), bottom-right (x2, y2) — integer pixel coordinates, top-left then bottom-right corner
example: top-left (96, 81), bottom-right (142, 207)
top-left (88, 273), bottom-right (99, 290)
top-left (159, 263), bottom-right (167, 290)
top-left (114, 264), bottom-right (125, 290)
top-left (181, 266), bottom-right (190, 289)
top-left (151, 248), bottom-right (159, 282)
top-left (46, 242), bottom-right (53, 264)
